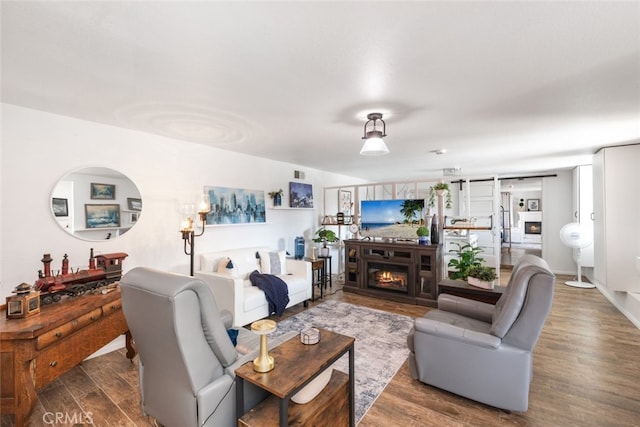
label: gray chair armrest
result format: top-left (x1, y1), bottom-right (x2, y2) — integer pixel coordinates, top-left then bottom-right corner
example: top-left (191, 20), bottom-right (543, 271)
top-left (437, 293), bottom-right (495, 323)
top-left (414, 317), bottom-right (501, 349)
top-left (220, 310), bottom-right (233, 329)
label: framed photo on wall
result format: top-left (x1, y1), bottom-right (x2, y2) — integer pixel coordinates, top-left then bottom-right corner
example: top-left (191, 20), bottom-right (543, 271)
top-left (127, 197), bottom-right (142, 211)
top-left (289, 182), bottom-right (313, 208)
top-left (85, 204), bottom-right (120, 228)
top-left (52, 198), bottom-right (68, 217)
top-left (339, 190), bottom-right (352, 215)
top-left (90, 182), bottom-right (116, 200)
top-left (204, 186), bottom-right (266, 225)
top-left (527, 199), bottom-right (540, 211)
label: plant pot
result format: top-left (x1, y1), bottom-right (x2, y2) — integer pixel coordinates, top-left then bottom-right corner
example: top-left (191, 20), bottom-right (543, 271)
top-left (319, 246), bottom-right (330, 257)
top-left (418, 236), bottom-right (429, 245)
top-left (468, 276), bottom-right (495, 290)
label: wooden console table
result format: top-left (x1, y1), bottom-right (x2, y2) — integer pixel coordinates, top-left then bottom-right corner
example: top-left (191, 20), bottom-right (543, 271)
top-left (236, 329), bottom-right (355, 427)
top-left (0, 288), bottom-right (135, 427)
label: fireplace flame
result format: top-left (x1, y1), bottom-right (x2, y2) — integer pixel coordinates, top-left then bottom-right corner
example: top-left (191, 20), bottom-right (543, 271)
top-left (377, 271), bottom-right (406, 286)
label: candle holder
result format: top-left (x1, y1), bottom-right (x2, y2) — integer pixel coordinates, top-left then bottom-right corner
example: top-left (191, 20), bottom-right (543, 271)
top-left (251, 319), bottom-right (277, 372)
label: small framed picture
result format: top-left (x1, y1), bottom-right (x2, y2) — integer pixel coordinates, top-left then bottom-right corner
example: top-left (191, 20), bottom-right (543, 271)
top-left (85, 204), bottom-right (120, 228)
top-left (127, 197), bottom-right (142, 211)
top-left (90, 182), bottom-right (116, 200)
top-left (52, 198), bottom-right (68, 217)
top-left (130, 212), bottom-right (139, 223)
top-left (339, 190), bottom-right (352, 215)
top-left (527, 199), bottom-right (540, 211)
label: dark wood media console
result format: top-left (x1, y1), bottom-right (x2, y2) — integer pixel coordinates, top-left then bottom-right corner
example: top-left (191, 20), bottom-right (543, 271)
top-left (343, 239), bottom-right (443, 307)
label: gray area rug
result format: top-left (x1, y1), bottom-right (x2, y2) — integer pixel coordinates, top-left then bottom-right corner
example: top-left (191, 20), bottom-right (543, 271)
top-left (270, 300), bottom-right (414, 424)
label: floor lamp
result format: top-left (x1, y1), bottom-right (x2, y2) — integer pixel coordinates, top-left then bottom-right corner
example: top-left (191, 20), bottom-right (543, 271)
top-left (180, 194), bottom-right (211, 276)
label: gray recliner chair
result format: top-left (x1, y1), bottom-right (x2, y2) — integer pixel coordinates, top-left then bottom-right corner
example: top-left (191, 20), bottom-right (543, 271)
top-left (120, 267), bottom-right (295, 427)
top-left (407, 255), bottom-right (555, 412)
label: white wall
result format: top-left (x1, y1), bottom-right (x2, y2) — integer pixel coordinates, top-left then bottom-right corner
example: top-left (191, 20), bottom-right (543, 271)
top-left (0, 104), bottom-right (365, 301)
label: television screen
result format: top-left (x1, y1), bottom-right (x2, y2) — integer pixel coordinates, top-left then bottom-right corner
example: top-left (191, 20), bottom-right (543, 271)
top-left (360, 199), bottom-right (425, 239)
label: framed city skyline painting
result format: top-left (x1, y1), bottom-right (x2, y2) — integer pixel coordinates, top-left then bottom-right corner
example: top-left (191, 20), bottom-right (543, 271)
top-left (204, 186), bottom-right (266, 225)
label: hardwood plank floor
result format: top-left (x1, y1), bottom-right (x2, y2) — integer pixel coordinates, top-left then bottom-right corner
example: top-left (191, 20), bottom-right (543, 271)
top-left (3, 272), bottom-right (639, 426)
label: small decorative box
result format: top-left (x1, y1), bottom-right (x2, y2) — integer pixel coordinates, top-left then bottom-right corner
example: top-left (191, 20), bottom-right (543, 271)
top-left (300, 327), bottom-right (320, 345)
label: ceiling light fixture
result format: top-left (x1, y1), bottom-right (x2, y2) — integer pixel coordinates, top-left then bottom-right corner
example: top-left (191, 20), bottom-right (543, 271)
top-left (360, 112), bottom-right (389, 156)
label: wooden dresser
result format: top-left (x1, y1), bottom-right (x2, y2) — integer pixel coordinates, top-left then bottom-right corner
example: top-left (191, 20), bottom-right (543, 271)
top-left (0, 288), bottom-right (134, 427)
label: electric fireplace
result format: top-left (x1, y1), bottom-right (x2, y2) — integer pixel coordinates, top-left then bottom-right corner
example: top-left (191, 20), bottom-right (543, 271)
top-left (366, 262), bottom-right (410, 293)
top-left (525, 221), bottom-right (542, 235)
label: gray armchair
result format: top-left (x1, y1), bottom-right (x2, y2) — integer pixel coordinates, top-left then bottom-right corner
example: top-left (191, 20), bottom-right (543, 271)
top-left (120, 267), bottom-right (295, 427)
top-left (407, 255), bottom-right (555, 412)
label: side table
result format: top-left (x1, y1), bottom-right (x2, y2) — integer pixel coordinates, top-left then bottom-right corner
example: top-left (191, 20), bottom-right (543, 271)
top-left (236, 329), bottom-right (355, 427)
top-left (318, 255), bottom-right (332, 290)
top-left (305, 257), bottom-right (326, 301)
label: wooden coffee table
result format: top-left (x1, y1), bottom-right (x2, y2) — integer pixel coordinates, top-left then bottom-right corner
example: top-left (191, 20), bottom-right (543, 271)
top-left (235, 329), bottom-right (355, 427)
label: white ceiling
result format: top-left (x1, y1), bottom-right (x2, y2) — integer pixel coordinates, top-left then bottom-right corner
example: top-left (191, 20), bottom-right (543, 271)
top-left (2, 1), bottom-right (639, 182)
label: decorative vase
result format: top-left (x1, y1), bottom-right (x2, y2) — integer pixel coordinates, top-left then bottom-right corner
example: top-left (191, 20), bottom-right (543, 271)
top-left (430, 214), bottom-right (439, 244)
top-left (418, 236), bottom-right (430, 245)
top-left (273, 194), bottom-right (282, 207)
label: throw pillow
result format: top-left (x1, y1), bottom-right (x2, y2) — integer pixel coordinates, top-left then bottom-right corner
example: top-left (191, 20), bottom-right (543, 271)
top-left (258, 250), bottom-right (287, 275)
top-left (226, 328), bottom-right (239, 346)
top-left (217, 257), bottom-right (241, 278)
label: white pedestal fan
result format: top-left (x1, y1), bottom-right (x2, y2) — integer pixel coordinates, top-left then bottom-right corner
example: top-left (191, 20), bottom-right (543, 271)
top-left (559, 222), bottom-right (595, 289)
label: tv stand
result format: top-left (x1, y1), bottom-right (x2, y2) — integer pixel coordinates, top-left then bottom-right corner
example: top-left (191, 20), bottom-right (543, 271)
top-left (343, 239), bottom-right (442, 307)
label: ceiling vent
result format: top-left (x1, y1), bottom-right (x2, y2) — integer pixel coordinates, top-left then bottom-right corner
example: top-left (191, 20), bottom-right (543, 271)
top-left (443, 167), bottom-right (462, 176)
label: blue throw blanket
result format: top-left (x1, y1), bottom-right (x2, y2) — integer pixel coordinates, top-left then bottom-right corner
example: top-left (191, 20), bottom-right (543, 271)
top-left (249, 270), bottom-right (290, 316)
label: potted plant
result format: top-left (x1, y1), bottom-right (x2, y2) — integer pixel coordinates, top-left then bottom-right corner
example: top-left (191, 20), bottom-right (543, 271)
top-left (416, 226), bottom-right (430, 245)
top-left (268, 189), bottom-right (284, 207)
top-left (428, 181), bottom-right (452, 209)
top-left (466, 265), bottom-right (498, 289)
top-left (312, 226), bottom-right (338, 257)
top-left (447, 242), bottom-right (484, 280)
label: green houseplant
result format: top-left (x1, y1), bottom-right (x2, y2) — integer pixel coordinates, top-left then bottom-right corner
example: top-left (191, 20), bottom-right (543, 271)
top-left (447, 242), bottom-right (484, 280)
top-left (416, 226), bottom-right (430, 245)
top-left (313, 227), bottom-right (338, 256)
top-left (268, 189), bottom-right (284, 207)
top-left (428, 182), bottom-right (452, 209)
top-left (466, 265), bottom-right (498, 289)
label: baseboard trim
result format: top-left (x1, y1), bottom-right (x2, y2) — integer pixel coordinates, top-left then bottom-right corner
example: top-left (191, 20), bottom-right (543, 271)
top-left (593, 283), bottom-right (640, 330)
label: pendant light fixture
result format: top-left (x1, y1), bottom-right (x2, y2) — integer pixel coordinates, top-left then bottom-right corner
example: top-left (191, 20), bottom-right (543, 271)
top-left (360, 112), bottom-right (389, 155)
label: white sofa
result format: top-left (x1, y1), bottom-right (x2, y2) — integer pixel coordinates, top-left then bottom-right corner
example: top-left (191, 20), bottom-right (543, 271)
top-left (195, 247), bottom-right (312, 327)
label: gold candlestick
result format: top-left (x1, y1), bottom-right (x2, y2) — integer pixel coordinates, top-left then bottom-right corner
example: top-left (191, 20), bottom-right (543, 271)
top-left (251, 319), bottom-right (276, 372)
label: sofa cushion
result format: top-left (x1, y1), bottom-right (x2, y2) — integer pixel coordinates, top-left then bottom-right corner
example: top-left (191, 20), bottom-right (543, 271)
top-left (258, 250), bottom-right (287, 275)
top-left (243, 284), bottom-right (269, 312)
top-left (281, 274), bottom-right (307, 297)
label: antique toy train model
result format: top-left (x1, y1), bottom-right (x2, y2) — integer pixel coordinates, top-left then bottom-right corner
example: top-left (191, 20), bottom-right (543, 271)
top-left (34, 249), bottom-right (128, 305)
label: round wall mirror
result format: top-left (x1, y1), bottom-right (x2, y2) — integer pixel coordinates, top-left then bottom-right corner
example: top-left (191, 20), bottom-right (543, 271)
top-left (50, 167), bottom-right (142, 241)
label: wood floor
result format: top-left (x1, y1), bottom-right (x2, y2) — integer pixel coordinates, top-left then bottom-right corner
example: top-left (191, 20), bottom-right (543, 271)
top-left (3, 272), bottom-right (639, 426)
